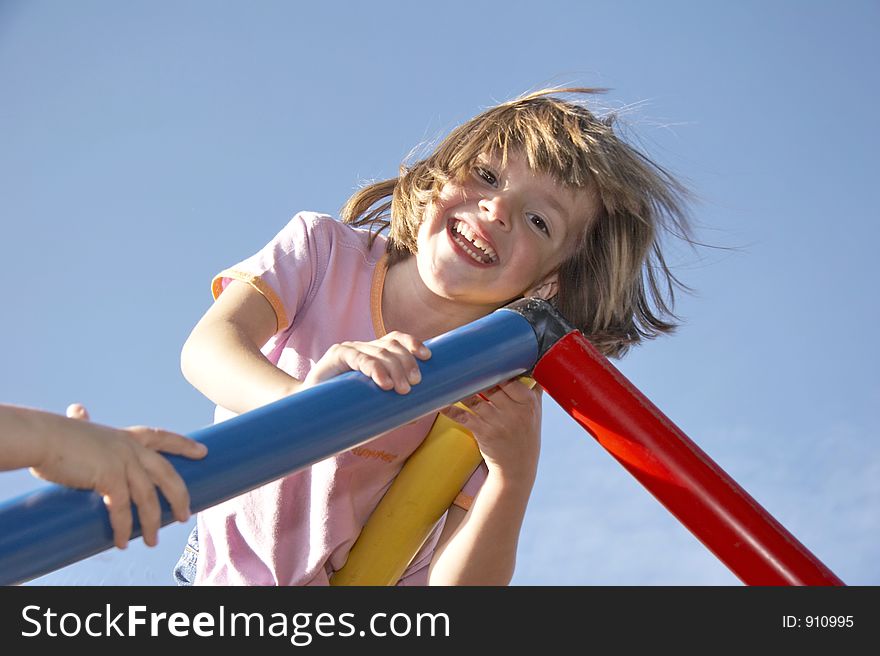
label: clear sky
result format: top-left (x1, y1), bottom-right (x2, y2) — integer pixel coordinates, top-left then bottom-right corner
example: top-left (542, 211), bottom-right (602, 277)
top-left (1, 0), bottom-right (877, 585)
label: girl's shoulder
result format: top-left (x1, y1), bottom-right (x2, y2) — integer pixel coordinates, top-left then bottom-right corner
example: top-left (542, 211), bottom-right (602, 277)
top-left (290, 211), bottom-right (386, 258)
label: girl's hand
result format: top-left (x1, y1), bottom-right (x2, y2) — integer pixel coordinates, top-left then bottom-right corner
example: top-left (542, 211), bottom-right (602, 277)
top-left (29, 404), bottom-right (208, 549)
top-left (440, 379), bottom-right (542, 483)
top-left (303, 331), bottom-right (432, 394)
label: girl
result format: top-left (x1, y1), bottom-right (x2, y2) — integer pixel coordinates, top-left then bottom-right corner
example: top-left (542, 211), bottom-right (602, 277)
top-left (175, 88), bottom-right (691, 585)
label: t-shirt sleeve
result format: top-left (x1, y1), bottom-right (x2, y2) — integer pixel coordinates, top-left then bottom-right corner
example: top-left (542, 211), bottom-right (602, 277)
top-left (452, 460), bottom-right (488, 511)
top-left (210, 213), bottom-right (331, 334)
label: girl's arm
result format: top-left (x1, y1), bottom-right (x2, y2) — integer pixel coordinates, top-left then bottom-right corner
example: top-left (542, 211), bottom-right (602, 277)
top-left (427, 381), bottom-right (542, 585)
top-left (180, 281), bottom-right (302, 414)
top-left (181, 280), bottom-right (432, 413)
top-left (0, 403), bottom-right (207, 548)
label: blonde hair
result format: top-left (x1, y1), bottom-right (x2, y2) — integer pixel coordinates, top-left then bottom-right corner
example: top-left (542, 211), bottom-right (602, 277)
top-left (342, 88), bottom-right (692, 358)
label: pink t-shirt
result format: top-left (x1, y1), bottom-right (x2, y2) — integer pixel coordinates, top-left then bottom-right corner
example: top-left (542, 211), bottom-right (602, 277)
top-left (194, 212), bottom-right (487, 586)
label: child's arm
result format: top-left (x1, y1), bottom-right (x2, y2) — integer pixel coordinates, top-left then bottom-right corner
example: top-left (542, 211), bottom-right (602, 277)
top-left (0, 403), bottom-right (207, 548)
top-left (427, 380), bottom-right (542, 585)
top-left (181, 281), bottom-right (303, 413)
top-left (181, 281), bottom-right (432, 413)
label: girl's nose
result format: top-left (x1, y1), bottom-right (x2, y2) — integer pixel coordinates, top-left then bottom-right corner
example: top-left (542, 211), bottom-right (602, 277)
top-left (478, 195), bottom-right (512, 230)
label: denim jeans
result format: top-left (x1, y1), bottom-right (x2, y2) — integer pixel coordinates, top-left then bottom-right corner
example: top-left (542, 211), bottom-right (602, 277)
top-left (173, 524), bottom-right (199, 586)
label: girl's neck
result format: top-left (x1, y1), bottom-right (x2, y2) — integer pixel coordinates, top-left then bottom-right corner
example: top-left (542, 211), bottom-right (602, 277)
top-left (381, 256), bottom-right (493, 340)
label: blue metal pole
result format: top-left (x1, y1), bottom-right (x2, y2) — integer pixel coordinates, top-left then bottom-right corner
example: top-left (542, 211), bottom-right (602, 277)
top-left (0, 307), bottom-right (539, 585)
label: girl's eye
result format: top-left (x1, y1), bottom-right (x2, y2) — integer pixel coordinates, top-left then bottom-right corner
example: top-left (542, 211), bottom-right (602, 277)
top-left (474, 166), bottom-right (497, 186)
top-left (529, 214), bottom-right (550, 235)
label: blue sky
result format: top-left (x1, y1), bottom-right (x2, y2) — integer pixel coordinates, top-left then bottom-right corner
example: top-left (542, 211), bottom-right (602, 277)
top-left (1, 0), bottom-right (877, 585)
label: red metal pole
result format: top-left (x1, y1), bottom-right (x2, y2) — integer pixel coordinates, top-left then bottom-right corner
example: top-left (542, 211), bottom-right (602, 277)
top-left (533, 331), bottom-right (844, 586)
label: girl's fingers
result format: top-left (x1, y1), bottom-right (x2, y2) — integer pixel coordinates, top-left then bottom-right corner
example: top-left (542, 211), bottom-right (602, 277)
top-left (343, 343), bottom-right (420, 394)
top-left (485, 378), bottom-right (540, 406)
top-left (314, 334), bottom-right (430, 394)
top-left (344, 347), bottom-right (397, 391)
top-left (379, 340), bottom-right (425, 390)
top-left (101, 482), bottom-right (133, 549)
top-left (141, 451), bottom-right (192, 523)
top-left (128, 427), bottom-right (208, 459)
top-left (439, 404), bottom-right (470, 426)
top-left (66, 403), bottom-right (91, 421)
top-left (441, 403), bottom-right (491, 434)
top-left (126, 465), bottom-right (162, 547)
top-left (369, 344), bottom-right (415, 393)
top-left (386, 331), bottom-right (432, 360)
top-left (458, 394), bottom-right (485, 410)
top-left (439, 404), bottom-right (464, 420)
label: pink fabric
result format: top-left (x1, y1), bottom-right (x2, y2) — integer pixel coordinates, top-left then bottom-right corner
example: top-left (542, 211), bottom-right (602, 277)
top-left (194, 212), bottom-right (486, 586)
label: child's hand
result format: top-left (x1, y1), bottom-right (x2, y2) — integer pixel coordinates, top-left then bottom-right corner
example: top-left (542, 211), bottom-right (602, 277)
top-left (303, 331), bottom-right (432, 394)
top-left (440, 379), bottom-right (542, 483)
top-left (29, 404), bottom-right (208, 549)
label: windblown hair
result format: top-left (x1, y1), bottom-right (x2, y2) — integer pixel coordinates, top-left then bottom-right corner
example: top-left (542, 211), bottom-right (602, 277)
top-left (341, 88), bottom-right (693, 358)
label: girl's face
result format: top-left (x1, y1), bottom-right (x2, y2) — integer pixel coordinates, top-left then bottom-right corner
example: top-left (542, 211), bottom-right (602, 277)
top-left (414, 150), bottom-right (597, 309)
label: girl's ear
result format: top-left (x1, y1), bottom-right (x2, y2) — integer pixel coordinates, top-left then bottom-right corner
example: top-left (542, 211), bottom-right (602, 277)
top-left (525, 273), bottom-right (558, 301)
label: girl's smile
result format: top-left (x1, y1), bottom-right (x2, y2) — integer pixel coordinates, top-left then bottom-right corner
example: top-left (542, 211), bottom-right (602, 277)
top-left (447, 217), bottom-right (499, 267)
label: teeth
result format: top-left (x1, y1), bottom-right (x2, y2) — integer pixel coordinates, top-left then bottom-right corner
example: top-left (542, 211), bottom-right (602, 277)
top-left (452, 233), bottom-right (487, 263)
top-left (472, 237), bottom-right (492, 253)
top-left (452, 220), bottom-right (497, 263)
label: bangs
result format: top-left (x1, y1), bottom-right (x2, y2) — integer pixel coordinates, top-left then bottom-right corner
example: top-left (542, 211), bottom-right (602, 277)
top-left (435, 96), bottom-right (601, 190)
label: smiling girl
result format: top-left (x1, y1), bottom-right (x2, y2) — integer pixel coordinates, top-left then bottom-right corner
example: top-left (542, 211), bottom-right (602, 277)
top-left (174, 88), bottom-right (692, 586)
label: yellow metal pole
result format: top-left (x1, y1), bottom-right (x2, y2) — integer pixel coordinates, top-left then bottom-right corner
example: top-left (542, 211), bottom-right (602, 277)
top-left (330, 378), bottom-right (534, 586)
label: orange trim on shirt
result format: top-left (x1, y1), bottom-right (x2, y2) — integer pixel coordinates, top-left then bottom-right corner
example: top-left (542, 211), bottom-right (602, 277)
top-left (211, 269), bottom-right (289, 333)
top-left (370, 254), bottom-right (389, 338)
top-left (452, 492), bottom-right (474, 511)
